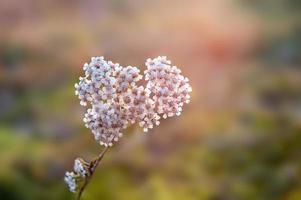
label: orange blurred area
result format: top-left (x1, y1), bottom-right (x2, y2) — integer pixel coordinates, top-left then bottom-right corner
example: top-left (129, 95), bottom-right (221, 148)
top-left (0, 0), bottom-right (300, 199)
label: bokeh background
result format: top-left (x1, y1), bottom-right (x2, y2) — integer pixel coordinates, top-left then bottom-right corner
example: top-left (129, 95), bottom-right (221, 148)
top-left (0, 0), bottom-right (301, 199)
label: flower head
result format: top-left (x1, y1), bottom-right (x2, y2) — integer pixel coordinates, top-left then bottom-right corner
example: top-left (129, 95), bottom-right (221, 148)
top-left (145, 56), bottom-right (192, 119)
top-left (75, 56), bottom-right (191, 146)
top-left (64, 171), bottom-right (78, 193)
top-left (74, 158), bottom-right (88, 177)
top-left (64, 157), bottom-right (90, 192)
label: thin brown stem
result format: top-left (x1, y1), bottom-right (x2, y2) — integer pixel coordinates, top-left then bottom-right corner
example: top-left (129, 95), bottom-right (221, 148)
top-left (76, 146), bottom-right (110, 200)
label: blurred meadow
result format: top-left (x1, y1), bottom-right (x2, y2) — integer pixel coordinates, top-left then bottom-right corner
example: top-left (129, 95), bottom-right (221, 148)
top-left (0, 0), bottom-right (301, 199)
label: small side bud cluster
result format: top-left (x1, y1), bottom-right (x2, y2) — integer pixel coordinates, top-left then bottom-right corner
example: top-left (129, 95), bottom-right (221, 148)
top-left (64, 172), bottom-right (77, 193)
top-left (64, 158), bottom-right (89, 193)
top-left (74, 56), bottom-right (191, 147)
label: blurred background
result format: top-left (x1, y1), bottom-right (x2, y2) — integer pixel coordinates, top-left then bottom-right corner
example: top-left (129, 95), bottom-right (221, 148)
top-left (0, 0), bottom-right (300, 199)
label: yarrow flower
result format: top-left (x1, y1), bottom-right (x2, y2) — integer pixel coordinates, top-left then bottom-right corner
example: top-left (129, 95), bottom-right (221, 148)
top-left (74, 158), bottom-right (88, 177)
top-left (64, 171), bottom-right (78, 193)
top-left (145, 56), bottom-right (192, 119)
top-left (65, 56), bottom-right (191, 198)
top-left (64, 158), bottom-right (89, 193)
top-left (74, 56), bottom-right (192, 146)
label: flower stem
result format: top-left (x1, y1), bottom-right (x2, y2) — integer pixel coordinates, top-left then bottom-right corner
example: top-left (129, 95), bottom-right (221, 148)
top-left (76, 146), bottom-right (110, 200)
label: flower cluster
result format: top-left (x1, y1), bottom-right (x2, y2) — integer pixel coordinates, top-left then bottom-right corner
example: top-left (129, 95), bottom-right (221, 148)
top-left (75, 56), bottom-right (191, 147)
top-left (64, 172), bottom-right (77, 193)
top-left (145, 56), bottom-right (192, 119)
top-left (64, 158), bottom-right (88, 192)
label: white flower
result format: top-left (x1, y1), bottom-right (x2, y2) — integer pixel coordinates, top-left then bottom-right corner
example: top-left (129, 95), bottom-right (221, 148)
top-left (75, 56), bottom-right (191, 146)
top-left (74, 158), bottom-right (87, 177)
top-left (145, 56), bottom-right (192, 119)
top-left (64, 171), bottom-right (78, 193)
top-left (68, 56), bottom-right (192, 194)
